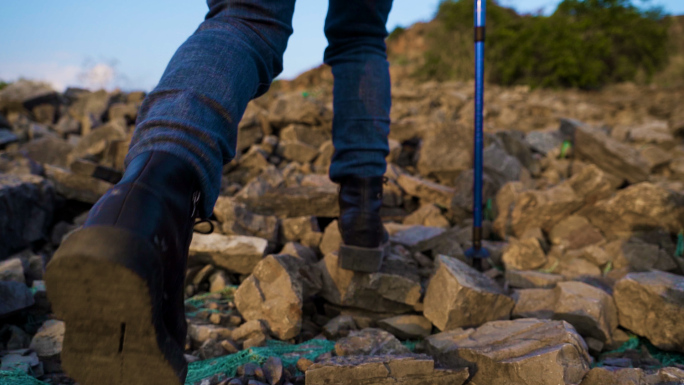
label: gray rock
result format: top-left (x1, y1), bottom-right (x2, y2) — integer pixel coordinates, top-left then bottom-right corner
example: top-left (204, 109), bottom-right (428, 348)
top-left (390, 225), bottom-right (447, 253)
top-left (0, 173), bottom-right (54, 258)
top-left (483, 143), bottom-right (523, 187)
top-left (0, 281), bottom-right (35, 316)
top-left (495, 130), bottom-right (540, 174)
top-left (423, 255), bottom-right (514, 331)
top-left (0, 349), bottom-right (41, 374)
top-left (68, 89), bottom-right (111, 123)
top-left (417, 122), bottom-right (472, 185)
top-left (614, 271), bottom-right (684, 351)
top-left (322, 315), bottom-right (358, 339)
top-left (548, 215), bottom-right (604, 250)
top-left (526, 130), bottom-right (563, 155)
top-left (306, 354), bottom-right (469, 385)
top-left (214, 196), bottom-right (280, 242)
top-left (66, 121), bottom-right (127, 166)
top-left (189, 233), bottom-right (268, 275)
top-left (425, 318), bottom-right (590, 385)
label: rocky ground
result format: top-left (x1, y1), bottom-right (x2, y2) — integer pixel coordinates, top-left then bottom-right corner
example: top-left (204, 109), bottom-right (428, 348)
top-left (1, 76), bottom-right (684, 385)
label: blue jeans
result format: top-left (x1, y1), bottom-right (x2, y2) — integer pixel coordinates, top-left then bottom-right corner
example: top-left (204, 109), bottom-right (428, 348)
top-left (125, 0), bottom-right (393, 218)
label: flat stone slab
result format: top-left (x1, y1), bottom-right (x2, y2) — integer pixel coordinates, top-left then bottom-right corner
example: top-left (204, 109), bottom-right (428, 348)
top-left (425, 318), bottom-right (591, 385)
top-left (305, 354), bottom-right (469, 385)
top-left (189, 233), bottom-right (268, 275)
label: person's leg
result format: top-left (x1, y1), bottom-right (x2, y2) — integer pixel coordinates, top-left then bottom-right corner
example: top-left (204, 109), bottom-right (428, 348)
top-left (45, 2), bottom-right (295, 384)
top-left (127, 0), bottom-right (296, 219)
top-left (324, 0), bottom-right (393, 183)
top-left (324, 0), bottom-right (394, 273)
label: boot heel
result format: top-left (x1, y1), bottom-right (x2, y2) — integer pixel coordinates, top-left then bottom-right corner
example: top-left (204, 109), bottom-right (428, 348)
top-left (338, 241), bottom-right (389, 273)
top-left (45, 226), bottom-right (187, 385)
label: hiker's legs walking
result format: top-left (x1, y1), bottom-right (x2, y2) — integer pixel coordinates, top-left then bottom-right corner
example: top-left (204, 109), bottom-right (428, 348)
top-left (126, 0), bottom-right (297, 218)
top-left (325, 0), bottom-right (394, 273)
top-left (46, 2), bottom-right (296, 384)
top-left (324, 0), bottom-right (393, 182)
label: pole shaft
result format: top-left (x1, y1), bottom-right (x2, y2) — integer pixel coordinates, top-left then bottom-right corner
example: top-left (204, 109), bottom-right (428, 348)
top-left (473, 0), bottom-right (486, 246)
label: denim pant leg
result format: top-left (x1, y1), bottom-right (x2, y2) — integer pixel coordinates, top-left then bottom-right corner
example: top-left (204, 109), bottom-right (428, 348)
top-left (324, 0), bottom-right (394, 183)
top-left (125, 0), bottom-right (296, 218)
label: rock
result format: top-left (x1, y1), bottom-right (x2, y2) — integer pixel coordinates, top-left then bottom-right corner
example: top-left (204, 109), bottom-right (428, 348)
top-left (0, 80), bottom-right (57, 111)
top-left (505, 269), bottom-right (564, 289)
top-left (280, 123), bottom-right (330, 149)
top-left (423, 255), bottom-right (514, 331)
top-left (198, 339), bottom-right (225, 360)
top-left (21, 136), bottom-right (74, 168)
top-left (44, 164), bottom-right (113, 204)
top-left (507, 183), bottom-right (584, 237)
top-left (322, 315), bottom-right (358, 339)
top-left (214, 196), bottom-right (280, 242)
top-left (277, 140), bottom-right (319, 163)
top-left (187, 323), bottom-right (232, 347)
top-left (280, 216), bottom-right (321, 245)
top-left (501, 237), bottom-right (547, 271)
top-left (580, 366), bottom-right (684, 385)
top-left (68, 89), bottom-right (111, 123)
top-left (482, 143), bottom-right (523, 187)
top-left (377, 315), bottom-right (433, 340)
top-left (263, 356), bottom-right (284, 385)
top-left (574, 125), bottom-right (650, 183)
top-left (548, 215), bottom-right (604, 250)
top-left (305, 354), bottom-right (469, 385)
top-left (566, 164), bottom-right (618, 207)
top-left (613, 271), bottom-right (684, 351)
top-left (1, 325), bottom-right (31, 350)
top-left (417, 122), bottom-right (472, 184)
top-left (425, 318), bottom-right (590, 385)
top-left (0, 349), bottom-right (41, 374)
top-left (335, 328), bottom-right (410, 356)
top-left (604, 239), bottom-right (660, 271)
top-left (512, 281), bottom-right (618, 344)
top-left (397, 174), bottom-right (455, 208)
top-left (231, 320), bottom-right (267, 342)
top-left (0, 129), bottom-right (19, 147)
top-left (66, 121), bottom-right (127, 166)
top-left (389, 225), bottom-right (447, 253)
top-left (495, 130), bottom-right (539, 174)
top-left (0, 258), bottom-right (25, 283)
top-left (235, 254), bottom-right (309, 340)
top-left (280, 242), bottom-right (318, 264)
top-left (585, 183), bottom-right (684, 237)
top-left (189, 233), bottom-right (268, 275)
top-left (317, 252), bottom-right (421, 314)
top-left (297, 358), bottom-right (314, 373)
top-left (526, 130), bottom-right (563, 155)
top-left (0, 281), bottom-right (35, 316)
top-left (402, 203), bottom-right (450, 228)
top-left (209, 270), bottom-right (229, 293)
top-left (319, 220), bottom-right (342, 256)
top-left (268, 93), bottom-right (330, 127)
top-left (237, 185), bottom-right (339, 218)
top-left (29, 320), bottom-right (64, 359)
top-left (0, 174), bottom-right (54, 259)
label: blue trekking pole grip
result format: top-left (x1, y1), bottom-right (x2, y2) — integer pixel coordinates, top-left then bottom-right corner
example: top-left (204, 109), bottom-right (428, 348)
top-left (465, 0), bottom-right (490, 270)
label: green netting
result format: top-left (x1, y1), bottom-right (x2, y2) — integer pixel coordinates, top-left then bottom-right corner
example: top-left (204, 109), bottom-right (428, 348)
top-left (185, 339), bottom-right (335, 384)
top-left (184, 286), bottom-right (238, 318)
top-left (595, 335), bottom-right (684, 368)
top-left (0, 370), bottom-right (48, 385)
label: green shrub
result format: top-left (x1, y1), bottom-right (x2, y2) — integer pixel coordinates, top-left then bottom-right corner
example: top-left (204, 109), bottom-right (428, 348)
top-left (0, 80), bottom-right (9, 91)
top-left (418, 0), bottom-right (671, 89)
top-left (388, 26), bottom-right (406, 41)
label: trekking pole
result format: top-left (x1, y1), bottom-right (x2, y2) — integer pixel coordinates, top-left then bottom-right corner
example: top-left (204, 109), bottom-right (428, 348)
top-left (465, 0), bottom-right (489, 271)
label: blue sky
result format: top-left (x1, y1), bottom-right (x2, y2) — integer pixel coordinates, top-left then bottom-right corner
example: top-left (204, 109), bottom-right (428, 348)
top-left (1, 0), bottom-right (682, 91)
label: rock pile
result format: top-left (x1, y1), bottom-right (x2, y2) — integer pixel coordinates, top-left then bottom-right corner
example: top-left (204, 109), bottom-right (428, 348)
top-left (1, 76), bottom-right (684, 385)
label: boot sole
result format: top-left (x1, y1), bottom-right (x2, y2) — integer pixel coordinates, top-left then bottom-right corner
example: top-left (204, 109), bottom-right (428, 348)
top-left (338, 241), bottom-right (390, 273)
top-left (45, 226), bottom-right (187, 385)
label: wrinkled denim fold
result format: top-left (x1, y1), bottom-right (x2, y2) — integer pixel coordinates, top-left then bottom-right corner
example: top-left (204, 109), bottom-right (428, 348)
top-left (126, 0), bottom-right (393, 218)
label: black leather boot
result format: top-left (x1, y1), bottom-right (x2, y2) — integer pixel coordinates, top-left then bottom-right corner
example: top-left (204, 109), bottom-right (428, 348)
top-left (45, 151), bottom-right (205, 385)
top-left (337, 175), bottom-right (389, 273)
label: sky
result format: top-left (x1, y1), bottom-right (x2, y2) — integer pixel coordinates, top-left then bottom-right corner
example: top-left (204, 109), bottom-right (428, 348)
top-left (1, 0), bottom-right (682, 92)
